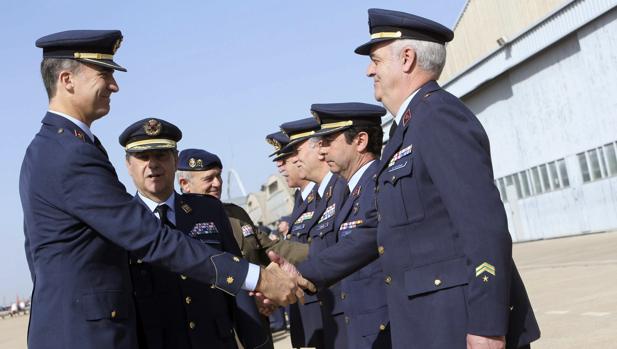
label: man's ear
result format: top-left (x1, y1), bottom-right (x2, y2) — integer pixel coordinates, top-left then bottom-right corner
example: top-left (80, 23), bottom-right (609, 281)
top-left (58, 70), bottom-right (75, 93)
top-left (355, 131), bottom-right (369, 153)
top-left (179, 178), bottom-right (190, 193)
top-left (401, 46), bottom-right (416, 73)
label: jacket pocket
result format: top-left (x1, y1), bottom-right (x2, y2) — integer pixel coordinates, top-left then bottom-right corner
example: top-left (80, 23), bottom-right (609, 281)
top-left (404, 257), bottom-right (468, 297)
top-left (80, 290), bottom-right (130, 321)
top-left (378, 157), bottom-right (425, 226)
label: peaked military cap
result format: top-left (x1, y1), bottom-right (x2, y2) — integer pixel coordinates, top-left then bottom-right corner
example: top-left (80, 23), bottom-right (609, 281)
top-left (355, 8), bottom-right (454, 55)
top-left (266, 131), bottom-right (293, 161)
top-left (119, 118), bottom-right (181, 152)
top-left (311, 102), bottom-right (387, 137)
top-left (36, 30), bottom-right (127, 71)
top-left (279, 117), bottom-right (321, 153)
top-left (178, 149), bottom-right (223, 171)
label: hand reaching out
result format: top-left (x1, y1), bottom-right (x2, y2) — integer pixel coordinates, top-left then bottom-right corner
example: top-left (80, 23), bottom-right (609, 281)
top-left (268, 251), bottom-right (317, 293)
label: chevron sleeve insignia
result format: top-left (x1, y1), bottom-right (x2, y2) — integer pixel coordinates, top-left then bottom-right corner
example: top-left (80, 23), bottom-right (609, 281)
top-left (475, 262), bottom-right (496, 277)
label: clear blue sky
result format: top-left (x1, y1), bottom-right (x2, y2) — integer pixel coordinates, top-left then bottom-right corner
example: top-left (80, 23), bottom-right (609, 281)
top-left (0, 0), bottom-right (465, 302)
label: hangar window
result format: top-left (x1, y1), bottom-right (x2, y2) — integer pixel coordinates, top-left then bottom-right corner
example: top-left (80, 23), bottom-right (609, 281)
top-left (557, 159), bottom-right (570, 187)
top-left (519, 171), bottom-right (531, 197)
top-left (539, 164), bottom-right (550, 191)
top-left (605, 142), bottom-right (617, 176)
top-left (588, 149), bottom-right (603, 180)
top-left (578, 152), bottom-right (591, 183)
top-left (531, 166), bottom-right (543, 194)
top-left (548, 161), bottom-right (561, 189)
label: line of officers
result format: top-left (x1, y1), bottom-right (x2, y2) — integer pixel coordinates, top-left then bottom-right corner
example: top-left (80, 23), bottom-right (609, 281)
top-left (117, 102), bottom-right (390, 349)
top-left (19, 6), bottom-right (543, 349)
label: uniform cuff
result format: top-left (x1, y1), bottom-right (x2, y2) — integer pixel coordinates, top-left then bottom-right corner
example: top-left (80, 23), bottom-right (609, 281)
top-left (242, 263), bottom-right (260, 291)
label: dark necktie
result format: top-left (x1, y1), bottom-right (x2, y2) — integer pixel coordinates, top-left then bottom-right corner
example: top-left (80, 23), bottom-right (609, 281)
top-left (389, 119), bottom-right (398, 139)
top-left (154, 204), bottom-right (170, 227)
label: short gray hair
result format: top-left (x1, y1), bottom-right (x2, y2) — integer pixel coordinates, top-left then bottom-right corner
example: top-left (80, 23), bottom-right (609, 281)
top-left (40, 58), bottom-right (82, 99)
top-left (391, 39), bottom-right (447, 78)
top-left (176, 170), bottom-right (193, 183)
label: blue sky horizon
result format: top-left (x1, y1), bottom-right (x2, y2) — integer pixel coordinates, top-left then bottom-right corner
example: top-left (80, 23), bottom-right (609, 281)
top-left (0, 0), bottom-right (465, 302)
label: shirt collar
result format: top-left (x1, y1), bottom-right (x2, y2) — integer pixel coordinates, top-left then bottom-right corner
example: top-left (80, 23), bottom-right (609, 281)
top-left (394, 89), bottom-right (419, 125)
top-left (301, 182), bottom-right (315, 201)
top-left (347, 160), bottom-right (375, 191)
top-left (48, 110), bottom-right (95, 142)
top-left (138, 192), bottom-right (176, 224)
top-left (317, 171), bottom-right (333, 198)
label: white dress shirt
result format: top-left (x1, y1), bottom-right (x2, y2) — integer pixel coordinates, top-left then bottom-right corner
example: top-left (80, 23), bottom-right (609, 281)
top-left (347, 160), bottom-right (376, 192)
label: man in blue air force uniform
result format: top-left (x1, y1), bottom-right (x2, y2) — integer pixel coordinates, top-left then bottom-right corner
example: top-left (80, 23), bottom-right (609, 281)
top-left (294, 9), bottom-right (540, 349)
top-left (120, 118), bottom-right (272, 349)
top-left (280, 118), bottom-right (349, 349)
top-left (312, 102), bottom-right (392, 349)
top-left (19, 30), bottom-right (300, 349)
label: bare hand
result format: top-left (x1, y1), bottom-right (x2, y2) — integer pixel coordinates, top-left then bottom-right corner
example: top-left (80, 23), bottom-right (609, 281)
top-left (254, 262), bottom-right (301, 306)
top-left (467, 334), bottom-right (505, 349)
top-left (268, 251), bottom-right (316, 293)
top-left (255, 297), bottom-right (277, 317)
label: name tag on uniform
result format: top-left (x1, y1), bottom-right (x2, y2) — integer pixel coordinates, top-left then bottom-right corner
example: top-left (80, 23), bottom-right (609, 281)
top-left (388, 144), bottom-right (413, 167)
top-left (339, 220), bottom-right (363, 237)
top-left (295, 211), bottom-right (314, 224)
top-left (318, 204), bottom-right (336, 223)
top-left (291, 223), bottom-right (305, 232)
top-left (190, 222), bottom-right (219, 237)
top-left (241, 224), bottom-right (254, 237)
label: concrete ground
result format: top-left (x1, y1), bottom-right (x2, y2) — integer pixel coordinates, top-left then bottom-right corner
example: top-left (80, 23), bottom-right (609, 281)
top-left (3, 231), bottom-right (617, 349)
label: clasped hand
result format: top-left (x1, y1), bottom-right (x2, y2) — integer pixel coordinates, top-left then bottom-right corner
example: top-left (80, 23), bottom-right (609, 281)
top-left (251, 251), bottom-right (316, 307)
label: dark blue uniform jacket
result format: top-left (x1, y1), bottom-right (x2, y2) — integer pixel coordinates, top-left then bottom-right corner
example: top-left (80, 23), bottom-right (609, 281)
top-left (130, 193), bottom-right (270, 349)
top-left (19, 112), bottom-right (249, 349)
top-left (299, 82), bottom-right (540, 349)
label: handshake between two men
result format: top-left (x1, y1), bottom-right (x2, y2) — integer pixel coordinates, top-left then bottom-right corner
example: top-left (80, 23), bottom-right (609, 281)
top-left (252, 251), bottom-right (314, 306)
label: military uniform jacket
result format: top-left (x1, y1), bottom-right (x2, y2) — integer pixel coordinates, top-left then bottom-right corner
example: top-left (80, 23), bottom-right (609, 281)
top-left (287, 186), bottom-right (324, 348)
top-left (130, 194), bottom-right (270, 349)
top-left (19, 113), bottom-right (249, 349)
top-left (335, 161), bottom-right (390, 349)
top-left (299, 82), bottom-right (540, 349)
top-left (224, 203), bottom-right (309, 266)
top-left (306, 173), bottom-right (349, 349)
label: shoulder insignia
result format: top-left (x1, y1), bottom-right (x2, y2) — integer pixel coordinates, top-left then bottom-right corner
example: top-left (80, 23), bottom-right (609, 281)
top-left (402, 109), bottom-right (412, 126)
top-left (181, 203), bottom-right (192, 213)
top-left (326, 186), bottom-right (332, 200)
top-left (73, 129), bottom-right (85, 142)
top-left (307, 192), bottom-right (315, 203)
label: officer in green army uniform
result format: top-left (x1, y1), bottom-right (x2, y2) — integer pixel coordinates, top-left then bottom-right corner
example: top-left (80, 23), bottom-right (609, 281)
top-left (176, 148), bottom-right (309, 266)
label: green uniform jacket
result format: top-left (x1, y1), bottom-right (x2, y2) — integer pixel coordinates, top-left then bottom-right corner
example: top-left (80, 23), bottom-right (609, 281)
top-left (224, 203), bottom-right (309, 266)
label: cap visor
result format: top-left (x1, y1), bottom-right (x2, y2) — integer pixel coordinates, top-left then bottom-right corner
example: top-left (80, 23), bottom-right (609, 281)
top-left (354, 38), bottom-right (396, 55)
top-left (79, 58), bottom-right (127, 72)
top-left (126, 143), bottom-right (176, 153)
top-left (314, 126), bottom-right (349, 138)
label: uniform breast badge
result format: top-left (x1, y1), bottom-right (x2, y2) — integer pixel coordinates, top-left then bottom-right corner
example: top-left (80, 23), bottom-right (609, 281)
top-left (388, 144), bottom-right (413, 168)
top-left (241, 224), bottom-right (255, 237)
top-left (318, 204), bottom-right (336, 223)
top-left (339, 220), bottom-right (363, 237)
top-left (189, 222), bottom-right (219, 237)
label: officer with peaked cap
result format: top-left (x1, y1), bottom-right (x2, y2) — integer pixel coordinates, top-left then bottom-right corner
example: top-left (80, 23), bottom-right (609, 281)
top-left (20, 30), bottom-right (301, 349)
top-left (293, 9), bottom-right (540, 349)
top-left (177, 149), bottom-right (309, 267)
top-left (281, 118), bottom-right (350, 349)
top-left (309, 102), bottom-right (391, 349)
top-left (120, 118), bottom-right (272, 349)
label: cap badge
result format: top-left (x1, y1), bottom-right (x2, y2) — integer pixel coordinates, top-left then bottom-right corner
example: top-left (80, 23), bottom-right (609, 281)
top-left (112, 38), bottom-right (122, 54)
top-left (144, 119), bottom-right (162, 136)
top-left (188, 158), bottom-right (196, 168)
top-left (267, 138), bottom-right (281, 151)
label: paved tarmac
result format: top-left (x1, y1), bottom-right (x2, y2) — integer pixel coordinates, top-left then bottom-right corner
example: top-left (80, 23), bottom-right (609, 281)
top-left (3, 231), bottom-right (617, 349)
